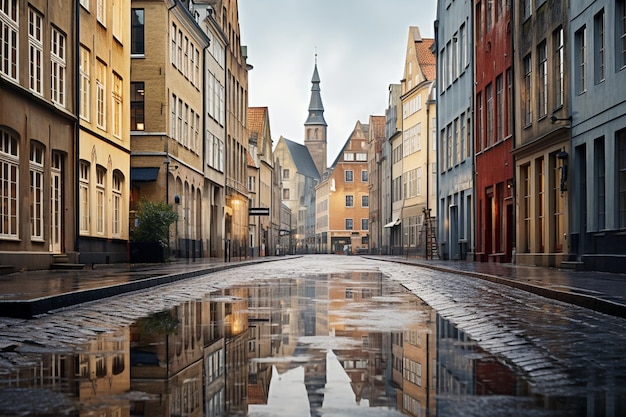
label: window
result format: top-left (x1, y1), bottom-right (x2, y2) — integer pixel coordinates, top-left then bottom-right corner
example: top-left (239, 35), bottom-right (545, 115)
top-left (0, 129), bottom-right (18, 238)
top-left (538, 157), bottom-right (545, 251)
top-left (30, 142), bottom-right (44, 240)
top-left (476, 2), bottom-right (482, 38)
top-left (170, 94), bottom-right (176, 138)
top-left (248, 175), bottom-right (255, 192)
top-left (522, 164), bottom-right (530, 252)
top-left (524, 54), bottom-right (532, 125)
top-left (283, 169), bottom-right (289, 179)
top-left (460, 112), bottom-right (466, 160)
top-left (496, 75), bottom-right (504, 141)
top-left (131, 9), bottom-right (144, 55)
top-left (486, 83), bottom-right (493, 146)
top-left (454, 118), bottom-right (459, 164)
top-left (51, 27), bottom-right (66, 106)
top-left (96, 167), bottom-right (105, 234)
top-left (594, 10), bottom-right (605, 84)
top-left (595, 138), bottom-right (605, 230)
top-left (575, 26), bottom-right (587, 94)
top-left (345, 195), bottom-right (354, 207)
top-left (476, 92), bottom-right (483, 151)
top-left (112, 0), bottom-right (122, 39)
top-left (362, 195), bottom-right (369, 207)
top-left (80, 0), bottom-right (89, 10)
top-left (507, 68), bottom-right (513, 135)
top-left (537, 41), bottom-right (547, 118)
top-left (282, 188), bottom-right (290, 200)
top-left (112, 72), bottom-right (122, 138)
top-left (356, 152), bottom-right (367, 161)
top-left (486, 0), bottom-right (492, 31)
top-left (28, 7), bottom-right (43, 94)
top-left (618, 129), bottom-right (626, 228)
top-left (0, 0), bottom-right (18, 80)
top-left (523, 0), bottom-right (532, 19)
top-left (460, 23), bottom-right (467, 69)
top-left (446, 124), bottom-right (452, 167)
top-left (170, 23), bottom-right (176, 66)
top-left (345, 170), bottom-right (354, 182)
top-left (96, 0), bottom-right (105, 25)
top-left (79, 161), bottom-right (89, 233)
top-left (80, 47), bottom-right (90, 120)
top-left (344, 152), bottom-right (354, 161)
top-left (416, 167), bottom-right (423, 196)
top-left (345, 218), bottom-right (353, 230)
top-left (361, 218), bottom-right (369, 230)
top-left (554, 28), bottom-right (564, 108)
top-left (131, 82), bottom-right (144, 130)
top-left (183, 103), bottom-right (189, 147)
top-left (96, 60), bottom-right (106, 129)
top-left (112, 172), bottom-right (121, 236)
top-left (617, 0), bottom-right (626, 70)
top-left (361, 170), bottom-right (368, 182)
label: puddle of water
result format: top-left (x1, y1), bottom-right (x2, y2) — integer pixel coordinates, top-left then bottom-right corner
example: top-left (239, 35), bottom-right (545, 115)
top-left (0, 271), bottom-right (621, 416)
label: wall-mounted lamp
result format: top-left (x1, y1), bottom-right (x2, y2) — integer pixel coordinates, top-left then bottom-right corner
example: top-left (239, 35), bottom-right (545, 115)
top-left (550, 112), bottom-right (572, 124)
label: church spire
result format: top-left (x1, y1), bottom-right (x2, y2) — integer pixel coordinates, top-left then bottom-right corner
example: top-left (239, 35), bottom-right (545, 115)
top-left (305, 55), bottom-right (327, 127)
top-left (304, 54), bottom-right (328, 176)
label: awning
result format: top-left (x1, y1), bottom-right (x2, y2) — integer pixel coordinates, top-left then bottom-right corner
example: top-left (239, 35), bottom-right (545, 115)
top-left (131, 167), bottom-right (160, 182)
top-left (383, 218), bottom-right (401, 228)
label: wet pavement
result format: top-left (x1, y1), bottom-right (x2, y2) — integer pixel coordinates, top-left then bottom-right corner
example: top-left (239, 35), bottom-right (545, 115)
top-left (1, 254), bottom-right (625, 318)
top-left (0, 256), bottom-right (625, 416)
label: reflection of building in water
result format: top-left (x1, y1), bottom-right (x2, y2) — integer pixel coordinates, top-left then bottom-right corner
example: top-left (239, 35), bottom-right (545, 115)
top-left (224, 287), bottom-right (249, 415)
top-left (130, 301), bottom-right (204, 416)
top-left (0, 329), bottom-right (131, 416)
top-left (391, 302), bottom-right (437, 416)
top-left (436, 314), bottom-right (519, 401)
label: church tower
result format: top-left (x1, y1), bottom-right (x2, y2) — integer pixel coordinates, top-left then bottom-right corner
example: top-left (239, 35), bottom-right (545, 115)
top-left (304, 57), bottom-right (328, 176)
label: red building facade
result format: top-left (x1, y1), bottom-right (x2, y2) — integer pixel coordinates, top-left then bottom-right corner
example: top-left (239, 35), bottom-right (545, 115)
top-left (474, 1), bottom-right (514, 262)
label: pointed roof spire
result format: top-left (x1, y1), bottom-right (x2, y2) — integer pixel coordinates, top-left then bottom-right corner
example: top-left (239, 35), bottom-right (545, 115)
top-left (305, 52), bottom-right (327, 126)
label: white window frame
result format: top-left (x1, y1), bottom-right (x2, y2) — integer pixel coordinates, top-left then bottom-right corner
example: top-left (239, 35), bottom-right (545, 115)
top-left (0, 0), bottom-right (18, 80)
top-left (96, 0), bottom-right (105, 26)
top-left (51, 27), bottom-right (66, 107)
top-left (96, 60), bottom-right (106, 130)
top-left (96, 166), bottom-right (105, 235)
top-left (28, 7), bottom-right (43, 95)
top-left (80, 47), bottom-right (91, 120)
top-left (112, 172), bottom-right (121, 236)
top-left (79, 161), bottom-right (89, 233)
top-left (30, 142), bottom-right (44, 240)
top-left (0, 129), bottom-right (19, 238)
top-left (112, 72), bottom-right (122, 138)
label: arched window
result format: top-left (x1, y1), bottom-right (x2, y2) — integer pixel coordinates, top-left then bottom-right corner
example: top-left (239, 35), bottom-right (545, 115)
top-left (112, 171), bottom-right (123, 236)
top-left (0, 128), bottom-right (19, 238)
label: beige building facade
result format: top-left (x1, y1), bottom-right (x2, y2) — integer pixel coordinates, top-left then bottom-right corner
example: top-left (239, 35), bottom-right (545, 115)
top-left (0, 0), bottom-right (78, 270)
top-left (398, 27), bottom-right (437, 257)
top-left (77, 0), bottom-right (131, 264)
top-left (316, 121), bottom-right (370, 254)
top-left (129, 0), bottom-right (208, 259)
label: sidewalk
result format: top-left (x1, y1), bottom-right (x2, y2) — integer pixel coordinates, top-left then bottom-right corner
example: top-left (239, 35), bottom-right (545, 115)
top-left (0, 256), bottom-right (284, 319)
top-left (365, 256), bottom-right (626, 318)
top-left (1, 255), bottom-right (625, 319)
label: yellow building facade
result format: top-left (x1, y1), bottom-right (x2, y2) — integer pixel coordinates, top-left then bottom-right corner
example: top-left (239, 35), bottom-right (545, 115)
top-left (77, 0), bottom-right (131, 264)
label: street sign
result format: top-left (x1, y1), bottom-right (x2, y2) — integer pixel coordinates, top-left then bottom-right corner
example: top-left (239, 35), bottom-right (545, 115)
top-left (248, 207), bottom-right (270, 216)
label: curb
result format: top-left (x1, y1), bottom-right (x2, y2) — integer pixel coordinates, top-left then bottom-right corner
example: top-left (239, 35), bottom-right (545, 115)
top-left (0, 257), bottom-right (289, 319)
top-left (365, 256), bottom-right (626, 319)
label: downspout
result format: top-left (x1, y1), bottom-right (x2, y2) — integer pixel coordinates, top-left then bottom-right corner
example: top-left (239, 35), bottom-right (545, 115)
top-left (74, 0), bottom-right (80, 253)
top-left (509, 0), bottom-right (517, 264)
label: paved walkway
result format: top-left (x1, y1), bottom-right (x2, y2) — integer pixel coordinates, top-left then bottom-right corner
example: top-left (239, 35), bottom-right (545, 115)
top-left (1, 255), bottom-right (625, 319)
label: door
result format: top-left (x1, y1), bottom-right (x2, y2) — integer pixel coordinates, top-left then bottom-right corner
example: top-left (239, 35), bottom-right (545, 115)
top-left (50, 153), bottom-right (62, 253)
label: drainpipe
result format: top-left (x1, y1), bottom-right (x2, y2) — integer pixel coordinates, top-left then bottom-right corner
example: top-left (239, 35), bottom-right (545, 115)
top-left (74, 0), bottom-right (80, 254)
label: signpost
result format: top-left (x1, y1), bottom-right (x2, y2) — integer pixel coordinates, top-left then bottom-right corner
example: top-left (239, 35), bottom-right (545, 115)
top-left (248, 207), bottom-right (270, 216)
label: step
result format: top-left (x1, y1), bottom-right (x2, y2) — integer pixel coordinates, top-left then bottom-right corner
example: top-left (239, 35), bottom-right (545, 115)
top-left (560, 261), bottom-right (585, 271)
top-left (50, 263), bottom-right (86, 270)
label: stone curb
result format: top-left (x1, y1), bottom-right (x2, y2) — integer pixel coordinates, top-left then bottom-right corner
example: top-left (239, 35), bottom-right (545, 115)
top-left (0, 257), bottom-right (291, 319)
top-left (364, 256), bottom-right (626, 319)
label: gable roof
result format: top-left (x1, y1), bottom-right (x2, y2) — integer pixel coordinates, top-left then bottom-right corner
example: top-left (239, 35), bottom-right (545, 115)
top-left (329, 121), bottom-right (369, 170)
top-left (282, 137), bottom-right (320, 179)
top-left (415, 38), bottom-right (436, 81)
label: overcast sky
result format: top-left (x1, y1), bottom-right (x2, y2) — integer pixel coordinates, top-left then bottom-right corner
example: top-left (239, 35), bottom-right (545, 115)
top-left (238, 0), bottom-right (437, 165)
